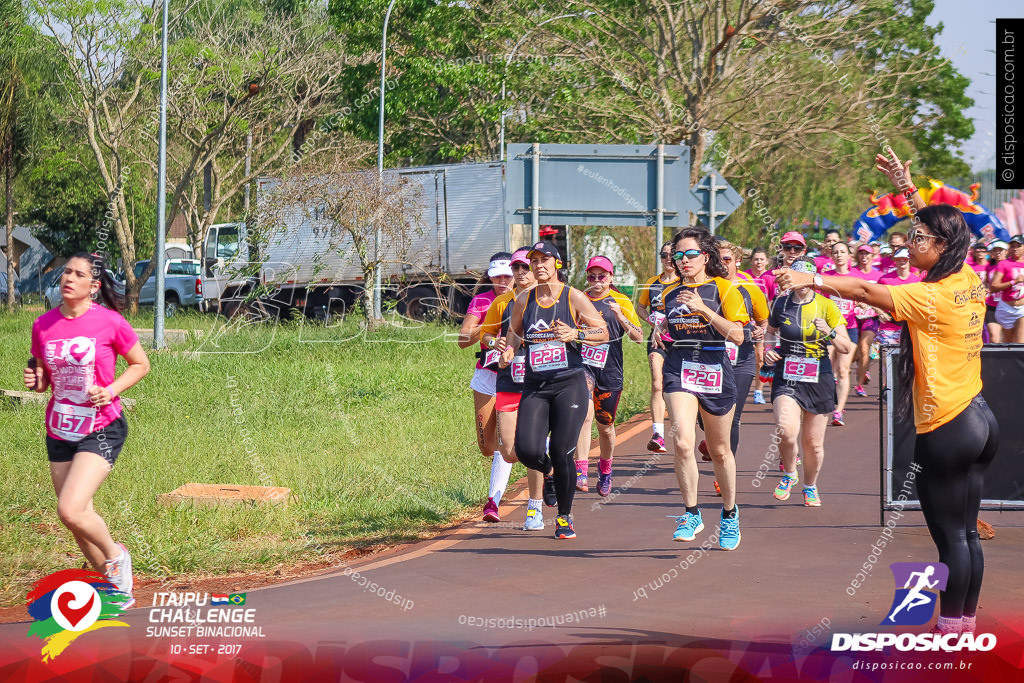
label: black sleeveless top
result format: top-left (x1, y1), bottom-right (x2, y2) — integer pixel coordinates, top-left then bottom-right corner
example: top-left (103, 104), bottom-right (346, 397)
top-left (521, 284), bottom-right (583, 386)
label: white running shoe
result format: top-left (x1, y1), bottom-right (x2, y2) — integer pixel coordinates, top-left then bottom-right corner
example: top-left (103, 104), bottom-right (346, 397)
top-left (105, 543), bottom-right (134, 606)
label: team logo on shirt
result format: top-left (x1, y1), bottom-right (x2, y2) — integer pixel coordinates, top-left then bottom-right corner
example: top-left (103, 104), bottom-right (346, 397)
top-left (665, 304), bottom-right (691, 321)
top-left (525, 319), bottom-right (558, 342)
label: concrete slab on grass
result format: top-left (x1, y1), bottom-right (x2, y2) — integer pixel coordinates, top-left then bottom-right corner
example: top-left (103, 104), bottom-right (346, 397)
top-left (158, 483), bottom-right (292, 508)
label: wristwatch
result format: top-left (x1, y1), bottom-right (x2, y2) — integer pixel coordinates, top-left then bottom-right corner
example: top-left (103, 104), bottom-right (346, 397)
top-left (577, 329), bottom-right (587, 342)
top-left (487, 337), bottom-right (496, 349)
top-left (813, 274), bottom-right (824, 288)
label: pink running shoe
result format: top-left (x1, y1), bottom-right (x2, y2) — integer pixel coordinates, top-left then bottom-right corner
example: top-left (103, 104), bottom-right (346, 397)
top-left (482, 497), bottom-right (500, 523)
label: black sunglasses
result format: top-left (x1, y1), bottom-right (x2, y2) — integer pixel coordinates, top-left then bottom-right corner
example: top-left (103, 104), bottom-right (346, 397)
top-left (782, 244), bottom-right (804, 252)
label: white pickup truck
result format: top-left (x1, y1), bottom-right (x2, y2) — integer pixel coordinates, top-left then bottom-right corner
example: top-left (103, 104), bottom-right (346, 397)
top-left (133, 259), bottom-right (204, 316)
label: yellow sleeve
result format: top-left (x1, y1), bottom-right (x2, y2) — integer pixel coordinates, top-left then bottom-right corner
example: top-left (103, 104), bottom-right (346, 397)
top-left (749, 285), bottom-right (769, 322)
top-left (612, 291), bottom-right (642, 326)
top-left (718, 278), bottom-right (749, 323)
top-left (638, 276), bottom-right (657, 308)
top-left (479, 296), bottom-right (506, 336)
top-left (821, 296), bottom-right (845, 328)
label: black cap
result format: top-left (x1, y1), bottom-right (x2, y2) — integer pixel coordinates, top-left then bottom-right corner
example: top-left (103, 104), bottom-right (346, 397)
top-left (1009, 235), bottom-right (1024, 245)
top-left (527, 240), bottom-right (561, 260)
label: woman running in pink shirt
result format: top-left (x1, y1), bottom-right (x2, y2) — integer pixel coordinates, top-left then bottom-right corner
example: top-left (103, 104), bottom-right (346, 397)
top-left (25, 253), bottom-right (150, 607)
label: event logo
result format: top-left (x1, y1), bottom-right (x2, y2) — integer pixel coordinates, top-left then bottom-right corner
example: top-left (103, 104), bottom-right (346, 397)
top-left (883, 562), bottom-right (949, 626)
top-left (26, 569), bottom-right (131, 662)
top-left (64, 337), bottom-right (96, 366)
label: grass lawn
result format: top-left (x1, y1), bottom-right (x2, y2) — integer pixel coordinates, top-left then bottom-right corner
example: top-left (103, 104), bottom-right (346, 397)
top-left (0, 307), bottom-right (652, 606)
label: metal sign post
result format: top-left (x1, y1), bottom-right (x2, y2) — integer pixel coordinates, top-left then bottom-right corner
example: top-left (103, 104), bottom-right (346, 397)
top-left (506, 144), bottom-right (742, 235)
top-left (693, 171), bottom-right (742, 235)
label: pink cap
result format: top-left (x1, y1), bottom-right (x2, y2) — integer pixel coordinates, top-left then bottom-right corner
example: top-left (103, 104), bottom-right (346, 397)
top-left (510, 248), bottom-right (531, 266)
top-left (857, 244), bottom-right (874, 254)
top-left (780, 231), bottom-right (806, 247)
top-left (586, 255), bottom-right (614, 274)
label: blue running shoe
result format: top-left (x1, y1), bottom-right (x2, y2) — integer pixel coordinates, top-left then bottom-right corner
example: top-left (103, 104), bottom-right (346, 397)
top-left (522, 506), bottom-right (545, 531)
top-left (597, 470), bottom-right (612, 497)
top-left (554, 514), bottom-right (576, 539)
top-left (719, 508), bottom-right (741, 551)
top-left (671, 511), bottom-right (704, 542)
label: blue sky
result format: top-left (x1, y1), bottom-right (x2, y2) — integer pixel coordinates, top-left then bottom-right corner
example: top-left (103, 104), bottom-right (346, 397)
top-left (929, 0), bottom-right (1020, 171)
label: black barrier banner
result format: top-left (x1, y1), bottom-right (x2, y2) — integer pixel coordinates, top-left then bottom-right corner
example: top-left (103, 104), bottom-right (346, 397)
top-left (883, 345), bottom-right (1024, 508)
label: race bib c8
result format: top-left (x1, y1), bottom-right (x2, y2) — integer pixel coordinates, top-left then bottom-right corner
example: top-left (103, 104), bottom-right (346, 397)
top-left (782, 356), bottom-right (820, 383)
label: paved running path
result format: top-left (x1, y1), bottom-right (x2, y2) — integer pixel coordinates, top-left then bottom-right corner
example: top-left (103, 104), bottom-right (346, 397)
top-left (3, 384), bottom-right (1023, 680)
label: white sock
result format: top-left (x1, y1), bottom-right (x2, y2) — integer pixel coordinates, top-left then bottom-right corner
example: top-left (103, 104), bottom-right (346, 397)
top-left (653, 422), bottom-right (664, 437)
top-left (962, 615), bottom-right (976, 632)
top-left (785, 471), bottom-right (798, 480)
top-left (936, 615), bottom-right (962, 633)
top-left (527, 498), bottom-right (543, 509)
top-left (489, 452), bottom-right (514, 503)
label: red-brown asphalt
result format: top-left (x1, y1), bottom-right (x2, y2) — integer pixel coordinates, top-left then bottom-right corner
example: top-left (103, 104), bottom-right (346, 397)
top-left (3, 383), bottom-right (1023, 674)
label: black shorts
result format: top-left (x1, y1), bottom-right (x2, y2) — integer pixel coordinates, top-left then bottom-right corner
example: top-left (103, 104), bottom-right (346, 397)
top-left (662, 348), bottom-right (737, 416)
top-left (647, 338), bottom-right (667, 359)
top-left (581, 369), bottom-right (623, 425)
top-left (770, 365), bottom-right (836, 415)
top-left (985, 304), bottom-right (997, 327)
top-left (46, 414), bottom-right (127, 467)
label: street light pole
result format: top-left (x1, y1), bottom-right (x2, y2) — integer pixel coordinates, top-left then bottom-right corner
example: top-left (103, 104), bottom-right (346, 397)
top-left (374, 0), bottom-right (397, 320)
top-left (153, 0), bottom-right (169, 349)
top-left (499, 12), bottom-right (589, 161)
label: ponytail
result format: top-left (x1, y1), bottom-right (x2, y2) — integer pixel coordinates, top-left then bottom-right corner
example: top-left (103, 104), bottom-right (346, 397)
top-left (69, 252), bottom-right (121, 312)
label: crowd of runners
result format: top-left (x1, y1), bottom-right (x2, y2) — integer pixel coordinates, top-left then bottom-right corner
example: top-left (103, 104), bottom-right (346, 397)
top-left (457, 148), bottom-right (1002, 635)
top-left (20, 148), bottom-right (1005, 637)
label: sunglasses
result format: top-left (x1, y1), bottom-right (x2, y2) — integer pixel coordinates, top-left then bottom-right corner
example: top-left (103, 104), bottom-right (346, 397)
top-left (908, 230), bottom-right (941, 245)
top-left (511, 263), bottom-right (531, 271)
top-left (781, 244), bottom-right (804, 252)
top-left (673, 249), bottom-right (703, 261)
top-left (586, 273), bottom-right (610, 282)
top-left (659, 251), bottom-right (672, 259)
top-left (720, 256), bottom-right (734, 263)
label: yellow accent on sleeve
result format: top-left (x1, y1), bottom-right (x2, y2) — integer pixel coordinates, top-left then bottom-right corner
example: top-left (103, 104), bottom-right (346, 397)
top-left (717, 278), bottom-right (749, 323)
top-left (749, 285), bottom-right (769, 322)
top-left (820, 295), bottom-right (845, 328)
top-left (638, 275), bottom-right (659, 308)
top-left (479, 292), bottom-right (511, 336)
top-left (611, 290), bottom-right (642, 326)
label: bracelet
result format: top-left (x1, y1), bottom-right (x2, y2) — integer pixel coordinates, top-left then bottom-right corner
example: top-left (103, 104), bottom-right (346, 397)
top-left (902, 185), bottom-right (918, 197)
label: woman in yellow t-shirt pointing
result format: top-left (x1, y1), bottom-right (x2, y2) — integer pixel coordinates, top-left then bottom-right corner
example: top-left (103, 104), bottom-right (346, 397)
top-left (774, 147), bottom-right (999, 638)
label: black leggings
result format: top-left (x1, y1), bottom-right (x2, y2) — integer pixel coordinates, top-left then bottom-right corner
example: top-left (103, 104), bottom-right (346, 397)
top-left (515, 370), bottom-right (590, 516)
top-left (695, 368), bottom-right (752, 454)
top-left (731, 369), bottom-right (755, 454)
top-left (914, 395), bottom-right (999, 618)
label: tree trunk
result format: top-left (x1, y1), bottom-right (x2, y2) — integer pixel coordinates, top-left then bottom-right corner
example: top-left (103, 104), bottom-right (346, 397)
top-left (362, 262), bottom-right (377, 328)
top-left (5, 138), bottom-right (14, 311)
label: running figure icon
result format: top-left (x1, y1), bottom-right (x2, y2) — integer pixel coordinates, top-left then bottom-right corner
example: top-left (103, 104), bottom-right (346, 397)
top-left (887, 565), bottom-right (940, 623)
